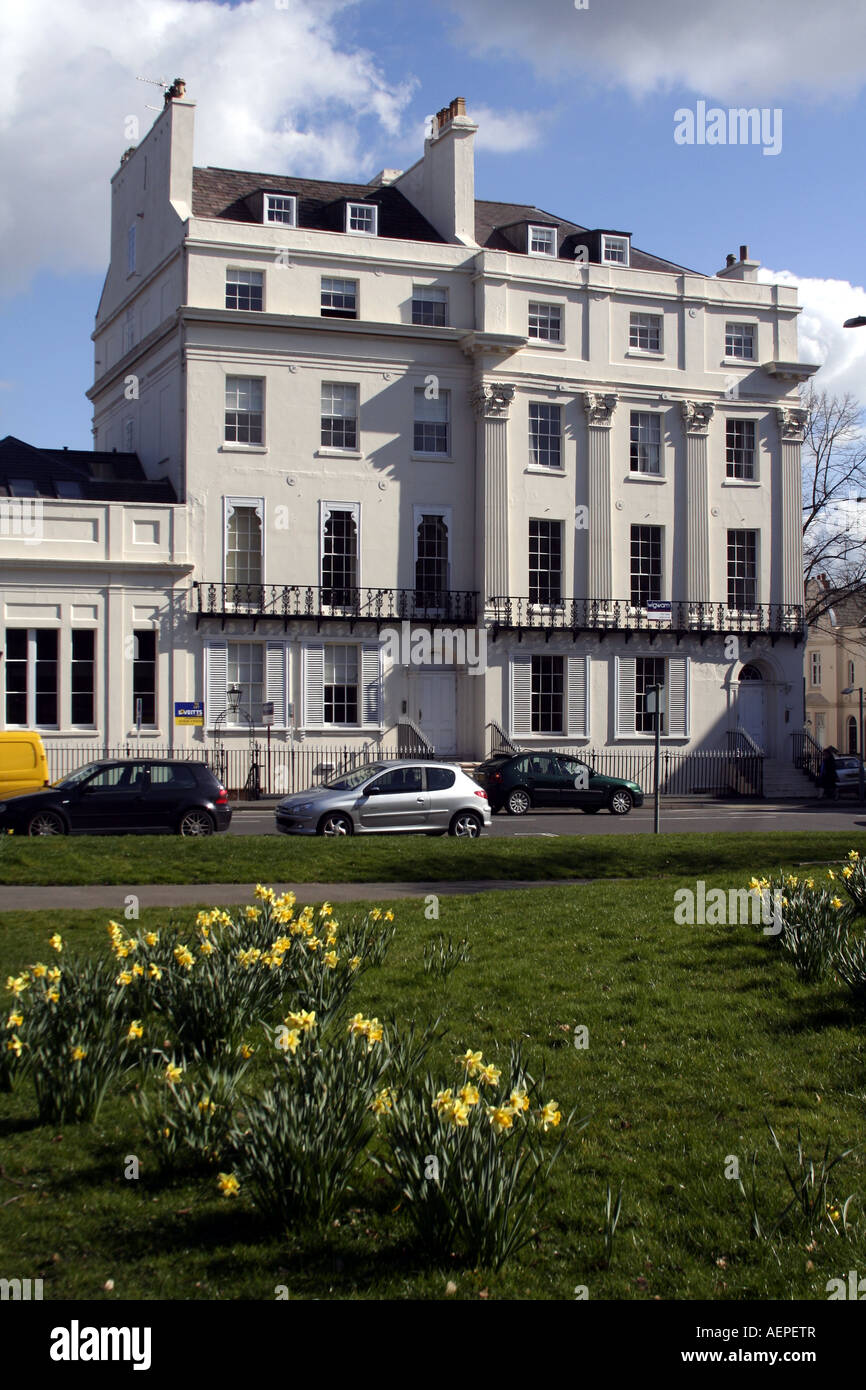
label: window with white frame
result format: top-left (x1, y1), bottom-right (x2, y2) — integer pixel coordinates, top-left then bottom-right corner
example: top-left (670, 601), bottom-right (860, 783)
top-left (321, 277), bottom-right (358, 319)
top-left (346, 202), bottom-right (377, 236)
top-left (602, 235), bottom-right (629, 265)
top-left (264, 193), bottom-right (297, 226)
top-left (630, 412), bottom-right (661, 474)
top-left (529, 519), bottom-right (562, 605)
top-left (726, 419), bottom-right (757, 479)
top-left (4, 629), bottom-right (58, 727)
top-left (412, 285), bottom-right (448, 326)
top-left (123, 307), bottom-right (135, 355)
top-left (321, 383), bottom-right (358, 450)
top-left (528, 301), bottom-right (562, 342)
top-left (725, 322), bottom-right (755, 359)
top-left (630, 526), bottom-right (662, 607)
top-left (529, 403), bottom-right (562, 469)
top-left (528, 225), bottom-right (557, 257)
top-left (227, 642), bottom-right (264, 723)
top-left (810, 652), bottom-right (822, 686)
top-left (531, 655), bottom-right (564, 733)
top-left (636, 656), bottom-right (665, 733)
top-left (321, 506), bottom-right (359, 605)
top-left (727, 530), bottom-right (758, 611)
top-left (133, 631), bottom-right (157, 726)
top-left (629, 312), bottom-right (661, 352)
top-left (127, 225), bottom-right (136, 275)
top-left (225, 500), bottom-right (263, 588)
top-left (224, 377), bottom-right (264, 445)
top-left (414, 388), bottom-right (450, 454)
top-left (415, 512), bottom-right (450, 607)
top-left (71, 630), bottom-right (95, 726)
top-left (324, 645), bottom-right (359, 724)
top-left (226, 269), bottom-right (264, 312)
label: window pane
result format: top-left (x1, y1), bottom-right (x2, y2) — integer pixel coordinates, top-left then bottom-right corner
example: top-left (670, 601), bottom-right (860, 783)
top-left (347, 203), bottom-right (376, 234)
top-left (227, 642), bottom-right (265, 722)
top-left (322, 510), bottom-right (358, 604)
top-left (528, 302), bottom-right (562, 342)
top-left (321, 383), bottom-right (358, 449)
top-left (35, 629), bottom-right (58, 726)
top-left (529, 519), bottom-right (562, 604)
top-left (636, 657), bottom-right (665, 733)
top-left (630, 412), bottom-right (661, 474)
top-left (265, 195), bottom-right (296, 225)
top-left (5, 629), bottom-right (27, 724)
top-left (529, 403), bottom-right (562, 468)
top-left (726, 419), bottom-right (756, 479)
top-left (531, 655), bottom-right (563, 733)
top-left (321, 277), bottom-right (357, 317)
top-left (629, 313), bottom-right (661, 351)
top-left (415, 514), bottom-right (449, 606)
top-left (226, 269), bottom-right (264, 312)
top-left (630, 526), bottom-right (662, 606)
top-left (529, 226), bottom-right (556, 256)
top-left (324, 644), bottom-right (359, 724)
top-left (727, 530), bottom-right (757, 610)
top-left (414, 388), bottom-right (449, 453)
top-left (71, 629), bottom-right (95, 725)
top-left (225, 377), bottom-right (264, 444)
top-left (725, 322), bottom-right (755, 358)
top-left (226, 504), bottom-right (263, 587)
top-left (412, 286), bottom-right (448, 326)
top-left (133, 630), bottom-right (156, 726)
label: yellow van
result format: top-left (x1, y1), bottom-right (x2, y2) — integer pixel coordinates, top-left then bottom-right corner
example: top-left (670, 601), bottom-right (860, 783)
top-left (0, 731), bottom-right (50, 798)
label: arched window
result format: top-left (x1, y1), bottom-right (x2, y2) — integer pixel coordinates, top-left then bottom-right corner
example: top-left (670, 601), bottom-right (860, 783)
top-left (848, 716), bottom-right (858, 755)
top-left (415, 514), bottom-right (449, 609)
top-left (321, 508), bottom-right (358, 607)
top-left (739, 663), bottom-right (763, 681)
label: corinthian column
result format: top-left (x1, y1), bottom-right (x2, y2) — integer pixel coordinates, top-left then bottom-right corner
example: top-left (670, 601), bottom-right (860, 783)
top-left (777, 407), bottom-right (807, 610)
top-left (582, 392), bottom-right (617, 598)
top-left (681, 400), bottom-right (714, 605)
top-left (472, 382), bottom-right (514, 600)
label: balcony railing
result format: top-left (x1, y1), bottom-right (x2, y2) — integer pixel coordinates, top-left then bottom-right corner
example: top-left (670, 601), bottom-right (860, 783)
top-left (192, 582), bottom-right (479, 628)
top-left (487, 597), bottom-right (804, 640)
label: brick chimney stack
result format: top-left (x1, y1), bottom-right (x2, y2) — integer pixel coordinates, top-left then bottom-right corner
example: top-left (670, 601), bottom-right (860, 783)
top-left (394, 96), bottom-right (478, 247)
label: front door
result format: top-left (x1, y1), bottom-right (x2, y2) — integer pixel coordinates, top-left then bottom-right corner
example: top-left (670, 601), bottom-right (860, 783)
top-left (413, 672), bottom-right (457, 756)
top-left (737, 684), bottom-right (766, 750)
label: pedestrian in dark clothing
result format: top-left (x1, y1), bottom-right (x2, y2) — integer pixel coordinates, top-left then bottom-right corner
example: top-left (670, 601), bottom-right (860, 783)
top-left (819, 748), bottom-right (838, 800)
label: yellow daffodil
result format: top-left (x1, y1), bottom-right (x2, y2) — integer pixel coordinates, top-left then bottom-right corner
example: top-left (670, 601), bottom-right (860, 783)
top-left (46, 988), bottom-right (59, 1003)
top-left (848, 850), bottom-right (860, 862)
top-left (459, 1084), bottom-right (480, 1106)
top-left (278, 1028), bottom-right (301, 1055)
top-left (540, 1101), bottom-right (562, 1131)
top-left (284, 1010), bottom-right (316, 1033)
top-left (147, 963), bottom-right (162, 981)
top-left (827, 869), bottom-right (836, 881)
top-left (6, 1035), bottom-right (23, 1057)
top-left (507, 1089), bottom-right (530, 1114)
top-left (324, 950), bottom-right (338, 969)
top-left (6, 1012), bottom-right (23, 1029)
top-left (245, 906), bottom-right (261, 921)
top-left (173, 945), bottom-right (194, 970)
top-left (217, 1172), bottom-right (240, 1197)
top-left (806, 878), bottom-right (815, 889)
top-left (254, 884), bottom-right (275, 903)
top-left (115, 971), bottom-right (133, 987)
top-left (199, 940), bottom-right (215, 956)
top-left (842, 866), bottom-right (853, 879)
top-left (477, 1063), bottom-right (501, 1087)
top-left (240, 1043), bottom-right (254, 1059)
top-left (126, 1021), bottom-right (143, 1041)
top-left (6, 975), bottom-right (30, 997)
top-left (370, 1088), bottom-right (393, 1116)
top-left (319, 902), bottom-right (333, 917)
top-left (305, 936), bottom-right (321, 953)
top-left (433, 1088), bottom-right (454, 1115)
top-left (384, 910), bottom-right (394, 923)
top-left (459, 1049), bottom-right (483, 1075)
top-left (370, 909), bottom-right (382, 921)
top-left (348, 956), bottom-right (361, 972)
top-left (366, 1018), bottom-right (383, 1046)
top-left (488, 1106), bottom-right (513, 1131)
top-left (131, 963), bottom-right (144, 978)
top-left (144, 931), bottom-right (159, 946)
top-left (165, 1063), bottom-right (183, 1085)
top-left (449, 1099), bottom-right (471, 1127)
top-left (48, 934), bottom-right (63, 953)
top-left (70, 1046), bottom-right (87, 1061)
top-left (47, 967), bottom-right (61, 982)
top-left (197, 1097), bottom-right (216, 1114)
top-left (32, 962), bottom-right (47, 979)
top-left (831, 896), bottom-right (844, 909)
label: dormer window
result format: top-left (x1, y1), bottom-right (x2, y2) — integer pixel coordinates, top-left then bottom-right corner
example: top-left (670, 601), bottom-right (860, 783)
top-left (346, 202), bottom-right (378, 236)
top-left (602, 235), bottom-right (629, 266)
top-left (264, 194), bottom-right (297, 226)
top-left (528, 225), bottom-right (557, 257)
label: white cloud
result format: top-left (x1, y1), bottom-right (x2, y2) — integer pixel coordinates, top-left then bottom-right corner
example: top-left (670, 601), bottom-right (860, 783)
top-left (471, 106), bottom-right (549, 153)
top-left (758, 268), bottom-right (866, 400)
top-left (437, 0), bottom-right (866, 102)
top-left (0, 0), bottom-right (415, 297)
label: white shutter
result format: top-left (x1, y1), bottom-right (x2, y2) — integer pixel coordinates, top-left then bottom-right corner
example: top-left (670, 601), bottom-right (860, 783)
top-left (205, 642), bottom-right (228, 728)
top-left (303, 645), bottom-right (324, 729)
top-left (615, 656), bottom-right (636, 737)
top-left (567, 654), bottom-right (590, 738)
top-left (265, 643), bottom-right (287, 727)
top-left (511, 653), bottom-right (532, 736)
top-left (361, 644), bottom-right (382, 727)
top-left (666, 656), bottom-right (689, 737)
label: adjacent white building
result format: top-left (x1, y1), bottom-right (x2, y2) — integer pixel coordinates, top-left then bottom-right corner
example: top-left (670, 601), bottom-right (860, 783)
top-left (0, 90), bottom-right (819, 789)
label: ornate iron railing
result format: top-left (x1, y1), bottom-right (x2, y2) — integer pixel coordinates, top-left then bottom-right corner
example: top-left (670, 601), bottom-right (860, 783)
top-left (192, 583), bottom-right (478, 627)
top-left (487, 597), bottom-right (804, 638)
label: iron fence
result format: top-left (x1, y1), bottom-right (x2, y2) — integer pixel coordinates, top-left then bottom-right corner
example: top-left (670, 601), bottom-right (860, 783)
top-left (481, 736), bottom-right (763, 797)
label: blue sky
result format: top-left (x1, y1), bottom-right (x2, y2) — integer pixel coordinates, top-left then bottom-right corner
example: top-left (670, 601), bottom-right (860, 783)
top-left (2, 0), bottom-right (866, 451)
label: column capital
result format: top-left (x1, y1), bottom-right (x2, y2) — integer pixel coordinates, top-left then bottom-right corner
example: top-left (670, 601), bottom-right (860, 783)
top-left (582, 391), bottom-right (618, 427)
top-left (471, 382), bottom-right (515, 419)
top-left (681, 400), bottom-right (715, 434)
top-left (776, 406), bottom-right (807, 442)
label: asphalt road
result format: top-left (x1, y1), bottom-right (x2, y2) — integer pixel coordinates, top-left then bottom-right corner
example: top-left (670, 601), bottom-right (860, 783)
top-left (226, 801), bottom-right (866, 837)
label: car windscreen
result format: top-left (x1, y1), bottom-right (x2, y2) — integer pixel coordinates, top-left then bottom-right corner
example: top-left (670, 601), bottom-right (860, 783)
top-left (323, 764), bottom-right (387, 790)
top-left (54, 762), bottom-right (106, 788)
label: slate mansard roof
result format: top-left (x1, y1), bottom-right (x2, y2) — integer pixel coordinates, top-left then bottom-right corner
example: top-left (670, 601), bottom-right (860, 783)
top-left (191, 167), bottom-right (700, 276)
top-left (0, 437), bottom-right (178, 503)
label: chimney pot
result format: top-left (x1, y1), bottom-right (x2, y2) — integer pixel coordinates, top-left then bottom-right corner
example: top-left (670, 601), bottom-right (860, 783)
top-left (739, 244), bottom-right (749, 261)
top-left (726, 253), bottom-right (736, 267)
top-left (454, 97), bottom-right (466, 115)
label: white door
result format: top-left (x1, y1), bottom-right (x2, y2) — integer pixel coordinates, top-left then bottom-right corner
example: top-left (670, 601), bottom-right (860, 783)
top-left (737, 685), bottom-right (766, 750)
top-left (413, 672), bottom-right (457, 755)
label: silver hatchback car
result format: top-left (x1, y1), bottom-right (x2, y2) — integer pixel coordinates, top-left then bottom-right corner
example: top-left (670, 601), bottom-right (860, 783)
top-left (274, 760), bottom-right (492, 837)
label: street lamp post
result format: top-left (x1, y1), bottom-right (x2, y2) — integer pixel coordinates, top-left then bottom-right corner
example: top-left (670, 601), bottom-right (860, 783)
top-left (842, 685), bottom-right (865, 802)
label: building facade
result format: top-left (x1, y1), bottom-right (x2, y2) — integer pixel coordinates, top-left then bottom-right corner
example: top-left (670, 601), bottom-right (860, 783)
top-left (1, 91), bottom-right (818, 784)
top-left (804, 580), bottom-right (866, 753)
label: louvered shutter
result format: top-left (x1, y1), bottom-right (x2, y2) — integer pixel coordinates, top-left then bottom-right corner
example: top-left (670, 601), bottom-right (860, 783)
top-left (303, 645), bottom-right (324, 729)
top-left (265, 643), bottom-right (287, 728)
top-left (666, 656), bottom-right (689, 737)
top-left (511, 654), bottom-right (532, 736)
top-left (615, 656), bottom-right (636, 737)
top-left (566, 654), bottom-right (590, 738)
top-left (361, 644), bottom-right (382, 727)
top-left (205, 642), bottom-right (228, 728)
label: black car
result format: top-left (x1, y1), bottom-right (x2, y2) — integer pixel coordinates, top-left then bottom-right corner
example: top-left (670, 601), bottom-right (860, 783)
top-left (475, 751), bottom-right (644, 816)
top-left (0, 759), bottom-right (232, 836)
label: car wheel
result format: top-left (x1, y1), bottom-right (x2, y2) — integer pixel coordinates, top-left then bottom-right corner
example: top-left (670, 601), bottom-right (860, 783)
top-left (449, 810), bottom-right (483, 838)
top-left (505, 788), bottom-right (531, 816)
top-left (581, 807), bottom-right (600, 814)
top-left (179, 808), bottom-right (215, 837)
top-left (318, 812), bottom-right (353, 837)
top-left (27, 810), bottom-right (66, 837)
top-left (609, 789), bottom-right (633, 816)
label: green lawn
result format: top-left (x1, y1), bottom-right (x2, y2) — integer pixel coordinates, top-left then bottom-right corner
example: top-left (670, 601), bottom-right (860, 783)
top-left (1, 857), bottom-right (864, 1300)
top-left (0, 828), bottom-right (864, 885)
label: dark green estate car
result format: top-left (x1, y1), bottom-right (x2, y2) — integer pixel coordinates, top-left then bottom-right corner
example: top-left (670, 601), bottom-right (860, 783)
top-left (475, 751), bottom-right (644, 816)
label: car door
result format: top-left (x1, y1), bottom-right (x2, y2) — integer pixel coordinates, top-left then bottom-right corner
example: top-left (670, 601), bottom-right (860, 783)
top-left (141, 762), bottom-right (200, 828)
top-left (424, 764), bottom-right (457, 829)
top-left (73, 762), bottom-right (149, 831)
top-left (357, 765), bottom-right (430, 831)
top-left (526, 754), bottom-right (562, 807)
top-left (558, 757), bottom-right (604, 808)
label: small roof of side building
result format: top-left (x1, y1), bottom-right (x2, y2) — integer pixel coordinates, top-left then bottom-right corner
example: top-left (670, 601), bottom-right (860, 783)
top-left (0, 436), bottom-right (178, 503)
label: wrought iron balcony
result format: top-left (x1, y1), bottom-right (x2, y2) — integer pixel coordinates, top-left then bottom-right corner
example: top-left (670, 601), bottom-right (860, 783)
top-left (487, 597), bottom-right (805, 643)
top-left (192, 582), bottom-right (479, 629)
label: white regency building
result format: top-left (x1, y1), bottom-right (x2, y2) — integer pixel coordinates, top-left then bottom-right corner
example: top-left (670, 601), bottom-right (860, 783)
top-left (0, 90), bottom-right (818, 788)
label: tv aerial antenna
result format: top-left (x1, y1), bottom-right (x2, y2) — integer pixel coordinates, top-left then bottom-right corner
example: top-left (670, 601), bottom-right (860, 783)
top-left (137, 75), bottom-right (169, 111)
